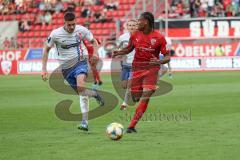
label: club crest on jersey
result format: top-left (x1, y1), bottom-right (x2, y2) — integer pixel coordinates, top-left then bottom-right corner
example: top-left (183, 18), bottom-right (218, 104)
top-left (151, 38), bottom-right (156, 45)
top-left (75, 33), bottom-right (82, 43)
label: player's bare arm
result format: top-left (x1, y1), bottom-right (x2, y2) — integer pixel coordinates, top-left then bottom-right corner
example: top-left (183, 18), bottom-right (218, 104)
top-left (112, 42), bottom-right (134, 57)
top-left (150, 52), bottom-right (170, 65)
top-left (90, 38), bottom-right (99, 63)
top-left (42, 44), bottom-right (51, 81)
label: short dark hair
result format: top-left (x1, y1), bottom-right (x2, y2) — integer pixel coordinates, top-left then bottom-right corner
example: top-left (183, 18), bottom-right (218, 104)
top-left (64, 12), bottom-right (76, 21)
top-left (140, 12), bottom-right (155, 29)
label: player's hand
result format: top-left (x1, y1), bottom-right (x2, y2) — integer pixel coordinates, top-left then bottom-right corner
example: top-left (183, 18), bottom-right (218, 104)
top-left (112, 50), bottom-right (121, 58)
top-left (41, 71), bottom-right (48, 81)
top-left (150, 57), bottom-right (161, 65)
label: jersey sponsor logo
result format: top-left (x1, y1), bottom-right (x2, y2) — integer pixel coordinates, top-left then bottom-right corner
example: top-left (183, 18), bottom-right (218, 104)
top-left (137, 47), bottom-right (155, 52)
top-left (1, 60), bottom-right (12, 75)
top-left (61, 42), bottom-right (81, 49)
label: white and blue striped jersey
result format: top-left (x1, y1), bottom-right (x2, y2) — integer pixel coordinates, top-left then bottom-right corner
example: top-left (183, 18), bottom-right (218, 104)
top-left (46, 25), bottom-right (93, 68)
top-left (117, 32), bottom-right (135, 66)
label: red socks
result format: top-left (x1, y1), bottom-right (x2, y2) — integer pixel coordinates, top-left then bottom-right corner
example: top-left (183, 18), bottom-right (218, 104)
top-left (128, 101), bottom-right (149, 128)
top-left (91, 67), bottom-right (101, 82)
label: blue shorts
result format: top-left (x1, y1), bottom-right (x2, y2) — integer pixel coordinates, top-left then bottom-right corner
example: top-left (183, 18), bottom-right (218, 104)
top-left (121, 65), bottom-right (132, 81)
top-left (62, 60), bottom-right (88, 91)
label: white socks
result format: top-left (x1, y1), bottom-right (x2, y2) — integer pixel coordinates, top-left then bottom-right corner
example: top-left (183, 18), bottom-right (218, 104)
top-left (79, 96), bottom-right (89, 124)
top-left (122, 89), bottom-right (130, 106)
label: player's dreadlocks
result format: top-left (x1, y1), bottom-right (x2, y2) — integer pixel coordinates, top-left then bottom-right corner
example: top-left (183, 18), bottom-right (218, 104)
top-left (140, 12), bottom-right (155, 29)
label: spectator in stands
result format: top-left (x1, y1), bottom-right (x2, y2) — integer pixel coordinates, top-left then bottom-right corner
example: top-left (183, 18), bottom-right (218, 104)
top-left (94, 0), bottom-right (104, 5)
top-left (216, 1), bottom-right (225, 17)
top-left (226, 2), bottom-right (235, 16)
top-left (54, 0), bottom-right (64, 13)
top-left (35, 11), bottom-right (44, 25)
top-left (84, 0), bottom-right (94, 5)
top-left (8, 1), bottom-right (17, 14)
top-left (3, 37), bottom-right (11, 49)
top-left (233, 0), bottom-right (240, 16)
top-left (39, 1), bottom-right (46, 11)
top-left (81, 5), bottom-right (91, 18)
top-left (19, 20), bottom-right (31, 32)
top-left (207, 0), bottom-right (215, 16)
top-left (43, 11), bottom-right (52, 25)
top-left (10, 37), bottom-right (17, 49)
top-left (66, 0), bottom-right (76, 12)
top-left (104, 0), bottom-right (118, 10)
top-left (93, 10), bottom-right (107, 23)
top-left (0, 3), bottom-right (3, 14)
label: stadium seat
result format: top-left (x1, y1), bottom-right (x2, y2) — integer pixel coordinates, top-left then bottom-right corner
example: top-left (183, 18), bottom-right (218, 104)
top-left (17, 32), bottom-right (24, 38)
top-left (34, 31), bottom-right (41, 37)
top-left (118, 5), bottom-right (131, 11)
top-left (119, 0), bottom-right (136, 4)
top-left (76, 6), bottom-right (81, 12)
top-left (102, 30), bottom-right (111, 35)
top-left (24, 32), bottom-right (32, 38)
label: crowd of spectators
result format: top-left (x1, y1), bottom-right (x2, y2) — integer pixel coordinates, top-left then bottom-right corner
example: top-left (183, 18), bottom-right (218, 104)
top-left (166, 0), bottom-right (240, 18)
top-left (1, 36), bottom-right (19, 49)
top-left (0, 0), bottom-right (119, 32)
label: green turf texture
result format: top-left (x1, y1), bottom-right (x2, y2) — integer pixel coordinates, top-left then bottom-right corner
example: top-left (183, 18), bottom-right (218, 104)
top-left (0, 72), bottom-right (240, 160)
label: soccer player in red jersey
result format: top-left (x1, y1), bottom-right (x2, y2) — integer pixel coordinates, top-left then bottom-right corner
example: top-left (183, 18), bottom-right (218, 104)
top-left (113, 12), bottom-right (170, 133)
top-left (84, 39), bottom-right (103, 85)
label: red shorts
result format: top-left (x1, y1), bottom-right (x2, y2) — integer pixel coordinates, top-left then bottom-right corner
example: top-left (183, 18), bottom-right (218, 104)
top-left (131, 67), bottom-right (159, 94)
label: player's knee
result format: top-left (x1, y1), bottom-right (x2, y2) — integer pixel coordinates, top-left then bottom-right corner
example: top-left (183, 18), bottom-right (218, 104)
top-left (77, 86), bottom-right (85, 93)
top-left (121, 81), bottom-right (127, 89)
top-left (142, 89), bottom-right (155, 98)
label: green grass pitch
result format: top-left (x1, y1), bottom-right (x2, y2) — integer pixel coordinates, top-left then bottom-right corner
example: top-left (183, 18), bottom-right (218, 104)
top-left (0, 72), bottom-right (240, 160)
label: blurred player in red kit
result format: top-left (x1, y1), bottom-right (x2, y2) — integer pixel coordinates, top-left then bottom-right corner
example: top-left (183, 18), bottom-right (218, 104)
top-left (113, 12), bottom-right (170, 133)
top-left (84, 39), bottom-right (103, 85)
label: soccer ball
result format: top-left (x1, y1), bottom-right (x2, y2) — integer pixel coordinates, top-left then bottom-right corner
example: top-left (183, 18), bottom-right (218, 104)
top-left (106, 122), bottom-right (124, 140)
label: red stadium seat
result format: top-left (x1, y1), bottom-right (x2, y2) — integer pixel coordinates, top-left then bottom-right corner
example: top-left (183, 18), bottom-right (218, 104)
top-left (77, 18), bottom-right (85, 24)
top-left (91, 5), bottom-right (104, 12)
top-left (26, 32), bottom-right (34, 38)
top-left (90, 23), bottom-right (97, 29)
top-left (34, 31), bottom-right (41, 37)
top-left (17, 32), bottom-right (24, 38)
top-left (34, 25), bottom-right (41, 31)
top-left (46, 25), bottom-right (53, 31)
top-left (16, 15), bottom-right (22, 20)
top-left (119, 0), bottom-right (136, 4)
top-left (102, 29), bottom-right (111, 35)
top-left (103, 23), bottom-right (115, 29)
top-left (106, 11), bottom-right (114, 17)
top-left (118, 5), bottom-right (131, 11)
top-left (41, 25), bottom-right (47, 31)
top-left (76, 6), bottom-right (81, 12)
top-left (23, 38), bottom-right (29, 44)
top-left (41, 32), bottom-right (48, 38)
top-left (117, 10), bottom-right (125, 17)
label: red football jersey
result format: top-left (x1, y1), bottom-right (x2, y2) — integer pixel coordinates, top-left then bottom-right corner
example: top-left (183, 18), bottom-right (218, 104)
top-left (129, 30), bottom-right (167, 69)
top-left (84, 40), bottom-right (94, 56)
top-left (84, 39), bottom-right (101, 56)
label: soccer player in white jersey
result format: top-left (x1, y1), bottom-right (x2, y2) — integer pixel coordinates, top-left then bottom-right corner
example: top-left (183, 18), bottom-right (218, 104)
top-left (159, 37), bottom-right (174, 78)
top-left (117, 19), bottom-right (138, 110)
top-left (41, 12), bottom-right (104, 132)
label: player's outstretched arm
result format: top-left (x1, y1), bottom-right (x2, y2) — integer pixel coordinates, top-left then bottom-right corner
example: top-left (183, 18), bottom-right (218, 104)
top-left (42, 44), bottom-right (51, 81)
top-left (112, 43), bottom-right (134, 57)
